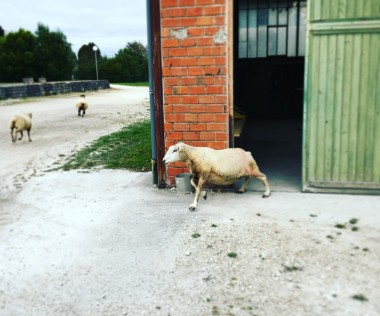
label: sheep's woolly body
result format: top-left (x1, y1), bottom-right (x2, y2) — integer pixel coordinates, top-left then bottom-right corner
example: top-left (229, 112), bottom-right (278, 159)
top-left (182, 145), bottom-right (258, 184)
top-left (9, 113), bottom-right (33, 143)
top-left (76, 95), bottom-right (88, 117)
top-left (164, 142), bottom-right (270, 210)
top-left (75, 97), bottom-right (88, 110)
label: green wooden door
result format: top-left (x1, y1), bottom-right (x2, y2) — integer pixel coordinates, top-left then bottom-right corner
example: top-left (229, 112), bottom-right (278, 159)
top-left (303, 0), bottom-right (380, 194)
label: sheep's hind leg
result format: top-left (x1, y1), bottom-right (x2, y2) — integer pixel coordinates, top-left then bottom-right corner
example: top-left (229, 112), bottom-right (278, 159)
top-left (189, 177), bottom-right (206, 211)
top-left (253, 171), bottom-right (270, 198)
top-left (10, 130), bottom-right (16, 142)
top-left (18, 130), bottom-right (23, 141)
top-left (237, 176), bottom-right (251, 194)
top-left (27, 129), bottom-right (32, 142)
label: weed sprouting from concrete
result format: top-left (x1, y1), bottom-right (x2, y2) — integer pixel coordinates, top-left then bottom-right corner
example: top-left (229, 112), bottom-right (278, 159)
top-left (191, 232), bottom-right (201, 238)
top-left (349, 218), bottom-right (359, 225)
top-left (282, 264), bottom-right (303, 272)
top-left (212, 305), bottom-right (220, 315)
top-left (351, 294), bottom-right (368, 302)
top-left (334, 218), bottom-right (360, 232)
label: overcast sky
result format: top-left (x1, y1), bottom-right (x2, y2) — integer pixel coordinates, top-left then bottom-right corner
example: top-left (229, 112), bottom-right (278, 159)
top-left (1, 0), bottom-right (148, 57)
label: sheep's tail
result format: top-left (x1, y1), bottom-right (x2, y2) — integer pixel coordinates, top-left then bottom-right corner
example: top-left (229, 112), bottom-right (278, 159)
top-left (9, 117), bottom-right (16, 130)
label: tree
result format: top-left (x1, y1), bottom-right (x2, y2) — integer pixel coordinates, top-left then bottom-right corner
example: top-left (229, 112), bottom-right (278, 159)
top-left (0, 23), bottom-right (148, 83)
top-left (76, 42), bottom-right (101, 80)
top-left (0, 24), bottom-right (76, 82)
top-left (0, 29), bottom-right (36, 82)
top-left (99, 41), bottom-right (148, 83)
top-left (34, 24), bottom-right (76, 80)
top-left (114, 41), bottom-right (148, 82)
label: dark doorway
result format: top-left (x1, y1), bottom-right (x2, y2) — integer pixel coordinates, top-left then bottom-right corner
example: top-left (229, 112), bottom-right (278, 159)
top-left (233, 0), bottom-right (306, 191)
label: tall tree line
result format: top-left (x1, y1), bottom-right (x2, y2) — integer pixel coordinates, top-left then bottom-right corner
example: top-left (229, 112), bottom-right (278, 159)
top-left (0, 24), bottom-right (148, 83)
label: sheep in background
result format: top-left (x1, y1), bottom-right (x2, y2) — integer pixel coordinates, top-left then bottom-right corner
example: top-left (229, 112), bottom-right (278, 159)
top-left (9, 112), bottom-right (33, 143)
top-left (163, 142), bottom-right (271, 210)
top-left (76, 94), bottom-right (88, 117)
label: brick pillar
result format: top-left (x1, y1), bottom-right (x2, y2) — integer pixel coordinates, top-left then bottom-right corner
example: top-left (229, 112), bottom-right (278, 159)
top-left (160, 0), bottom-right (230, 185)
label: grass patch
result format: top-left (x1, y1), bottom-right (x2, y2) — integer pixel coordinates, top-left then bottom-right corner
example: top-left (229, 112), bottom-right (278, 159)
top-left (191, 233), bottom-right (201, 238)
top-left (227, 252), bottom-right (238, 258)
top-left (62, 120), bottom-right (151, 172)
top-left (113, 82), bottom-right (149, 87)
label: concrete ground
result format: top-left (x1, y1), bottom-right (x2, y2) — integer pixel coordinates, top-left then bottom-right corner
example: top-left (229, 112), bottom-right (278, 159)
top-left (0, 87), bottom-right (379, 316)
top-left (1, 171), bottom-right (379, 316)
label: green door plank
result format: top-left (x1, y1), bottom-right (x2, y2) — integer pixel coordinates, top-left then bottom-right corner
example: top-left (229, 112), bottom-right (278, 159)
top-left (303, 0), bottom-right (380, 194)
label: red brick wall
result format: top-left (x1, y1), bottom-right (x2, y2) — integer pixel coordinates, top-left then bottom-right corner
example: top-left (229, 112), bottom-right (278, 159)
top-left (160, 0), bottom-right (230, 184)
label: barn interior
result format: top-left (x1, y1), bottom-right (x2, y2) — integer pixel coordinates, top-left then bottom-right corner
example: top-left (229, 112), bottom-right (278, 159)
top-left (233, 0), bottom-right (307, 192)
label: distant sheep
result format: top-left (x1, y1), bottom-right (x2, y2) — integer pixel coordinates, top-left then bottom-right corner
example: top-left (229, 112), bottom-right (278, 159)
top-left (163, 142), bottom-right (271, 210)
top-left (9, 112), bottom-right (33, 143)
top-left (76, 94), bottom-right (88, 117)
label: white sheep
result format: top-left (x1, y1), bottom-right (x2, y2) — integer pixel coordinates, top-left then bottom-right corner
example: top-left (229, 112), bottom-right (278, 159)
top-left (9, 112), bottom-right (33, 143)
top-left (163, 142), bottom-right (271, 210)
top-left (76, 94), bottom-right (89, 117)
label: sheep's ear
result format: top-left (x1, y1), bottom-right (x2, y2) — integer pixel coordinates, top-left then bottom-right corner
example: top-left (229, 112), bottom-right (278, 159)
top-left (179, 147), bottom-right (185, 152)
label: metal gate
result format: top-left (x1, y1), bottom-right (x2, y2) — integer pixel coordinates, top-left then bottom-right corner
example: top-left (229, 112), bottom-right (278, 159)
top-left (302, 1), bottom-right (380, 194)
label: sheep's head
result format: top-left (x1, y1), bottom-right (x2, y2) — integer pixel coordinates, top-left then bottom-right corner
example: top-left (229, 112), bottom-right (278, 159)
top-left (26, 112), bottom-right (32, 119)
top-left (163, 142), bottom-right (186, 164)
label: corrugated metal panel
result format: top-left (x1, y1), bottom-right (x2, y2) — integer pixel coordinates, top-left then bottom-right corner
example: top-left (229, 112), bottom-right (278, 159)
top-left (310, 0), bottom-right (380, 21)
top-left (303, 1), bottom-right (380, 194)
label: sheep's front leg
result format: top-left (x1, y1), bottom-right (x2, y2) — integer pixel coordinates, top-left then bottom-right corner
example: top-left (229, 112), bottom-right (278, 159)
top-left (189, 177), bottom-right (206, 211)
top-left (17, 130), bottom-right (23, 141)
top-left (191, 176), bottom-right (207, 199)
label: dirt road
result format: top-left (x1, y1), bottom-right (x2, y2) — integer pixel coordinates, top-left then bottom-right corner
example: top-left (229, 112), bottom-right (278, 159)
top-left (0, 86), bottom-right (379, 316)
top-left (0, 85), bottom-right (149, 196)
